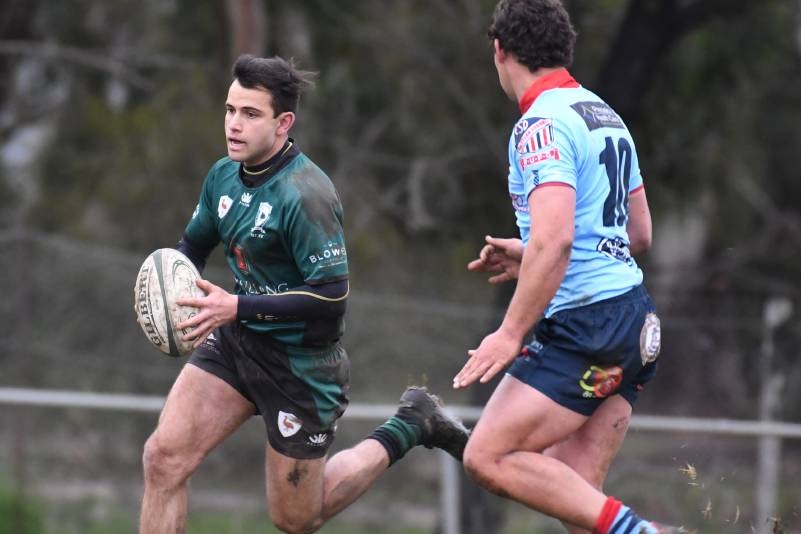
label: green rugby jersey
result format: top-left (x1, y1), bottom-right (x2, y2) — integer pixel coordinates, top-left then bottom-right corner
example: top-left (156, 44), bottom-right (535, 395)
top-left (184, 154), bottom-right (348, 346)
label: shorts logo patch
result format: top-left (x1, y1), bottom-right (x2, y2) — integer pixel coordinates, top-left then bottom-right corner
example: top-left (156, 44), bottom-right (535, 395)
top-left (639, 312), bottom-right (661, 365)
top-left (579, 365), bottom-right (623, 398)
top-left (308, 433), bottom-right (328, 446)
top-left (278, 411), bottom-right (303, 438)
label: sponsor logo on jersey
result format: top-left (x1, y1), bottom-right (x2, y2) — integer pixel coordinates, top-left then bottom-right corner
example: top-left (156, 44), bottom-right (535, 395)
top-left (579, 365), bottom-right (623, 398)
top-left (515, 117), bottom-right (555, 154)
top-left (518, 147), bottom-right (560, 169)
top-left (308, 242), bottom-right (347, 266)
top-left (570, 101), bottom-right (624, 131)
top-left (510, 193), bottom-right (528, 213)
top-left (251, 201), bottom-right (273, 237)
top-left (240, 192), bottom-right (253, 207)
top-left (218, 196), bottom-right (233, 219)
top-left (278, 411), bottom-right (303, 438)
top-left (596, 237), bottom-right (633, 265)
top-left (191, 203), bottom-right (200, 220)
top-left (308, 433), bottom-right (328, 446)
top-left (237, 278), bottom-right (290, 295)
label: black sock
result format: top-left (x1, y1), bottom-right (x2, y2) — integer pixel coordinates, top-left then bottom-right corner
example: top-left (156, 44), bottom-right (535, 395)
top-left (368, 416), bottom-right (422, 466)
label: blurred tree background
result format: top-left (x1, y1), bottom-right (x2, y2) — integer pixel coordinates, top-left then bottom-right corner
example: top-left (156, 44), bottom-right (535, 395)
top-left (1, 0), bottom-right (801, 533)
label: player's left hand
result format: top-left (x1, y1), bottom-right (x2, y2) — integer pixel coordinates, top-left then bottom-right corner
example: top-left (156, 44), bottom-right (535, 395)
top-left (453, 328), bottom-right (522, 389)
top-left (176, 279), bottom-right (238, 348)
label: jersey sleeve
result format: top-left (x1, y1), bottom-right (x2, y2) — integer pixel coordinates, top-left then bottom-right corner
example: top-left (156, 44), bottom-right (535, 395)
top-left (284, 178), bottom-right (349, 284)
top-left (511, 115), bottom-right (577, 199)
top-left (183, 164), bottom-right (221, 249)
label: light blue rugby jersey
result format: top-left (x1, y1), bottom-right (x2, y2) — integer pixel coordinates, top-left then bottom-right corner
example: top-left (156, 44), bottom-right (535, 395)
top-left (508, 69), bottom-right (644, 317)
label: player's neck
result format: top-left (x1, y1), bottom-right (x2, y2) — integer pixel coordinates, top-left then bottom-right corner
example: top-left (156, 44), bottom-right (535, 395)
top-left (511, 65), bottom-right (564, 105)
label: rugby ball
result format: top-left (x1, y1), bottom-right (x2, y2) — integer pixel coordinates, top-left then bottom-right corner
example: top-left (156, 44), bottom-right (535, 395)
top-left (133, 248), bottom-right (205, 357)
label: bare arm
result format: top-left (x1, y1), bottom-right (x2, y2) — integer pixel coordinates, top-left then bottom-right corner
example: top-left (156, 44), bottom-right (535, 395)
top-left (454, 185), bottom-right (575, 388)
top-left (627, 187), bottom-right (652, 256)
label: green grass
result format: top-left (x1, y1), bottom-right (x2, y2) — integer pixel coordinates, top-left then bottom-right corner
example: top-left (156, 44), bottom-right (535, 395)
top-left (0, 485), bottom-right (44, 534)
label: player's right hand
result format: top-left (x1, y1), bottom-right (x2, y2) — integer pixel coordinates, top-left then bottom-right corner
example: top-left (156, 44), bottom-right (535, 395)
top-left (467, 235), bottom-right (523, 283)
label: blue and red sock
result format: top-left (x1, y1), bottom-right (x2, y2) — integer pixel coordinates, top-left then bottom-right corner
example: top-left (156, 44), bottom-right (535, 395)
top-left (593, 497), bottom-right (659, 534)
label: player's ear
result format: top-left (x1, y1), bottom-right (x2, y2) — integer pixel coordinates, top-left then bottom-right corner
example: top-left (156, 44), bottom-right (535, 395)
top-left (276, 111), bottom-right (295, 135)
top-left (493, 39), bottom-right (508, 62)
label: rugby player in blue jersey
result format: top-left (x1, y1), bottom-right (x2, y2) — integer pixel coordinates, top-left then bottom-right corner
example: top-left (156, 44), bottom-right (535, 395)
top-left (454, 1), bottom-right (683, 533)
top-left (138, 55), bottom-right (468, 534)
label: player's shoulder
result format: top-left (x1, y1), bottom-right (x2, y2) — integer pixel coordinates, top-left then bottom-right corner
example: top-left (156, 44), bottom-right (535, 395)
top-left (201, 157), bottom-right (238, 187)
top-left (535, 88), bottom-right (625, 128)
top-left (281, 152), bottom-right (338, 197)
top-left (208, 156), bottom-right (238, 175)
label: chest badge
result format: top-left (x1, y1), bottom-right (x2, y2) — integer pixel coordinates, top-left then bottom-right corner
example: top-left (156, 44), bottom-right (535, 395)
top-left (251, 201), bottom-right (273, 237)
top-left (217, 195), bottom-right (232, 219)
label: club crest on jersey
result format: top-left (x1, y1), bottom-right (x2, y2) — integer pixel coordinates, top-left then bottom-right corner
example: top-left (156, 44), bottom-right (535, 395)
top-left (515, 117), bottom-right (555, 154)
top-left (278, 411), bottom-right (303, 438)
top-left (251, 202), bottom-right (273, 237)
top-left (218, 195), bottom-right (233, 219)
top-left (240, 192), bottom-right (253, 207)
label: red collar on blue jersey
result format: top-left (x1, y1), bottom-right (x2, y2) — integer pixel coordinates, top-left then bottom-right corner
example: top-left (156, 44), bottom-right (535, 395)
top-left (518, 68), bottom-right (580, 114)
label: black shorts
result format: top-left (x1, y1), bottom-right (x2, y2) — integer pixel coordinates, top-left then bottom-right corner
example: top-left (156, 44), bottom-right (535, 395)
top-left (508, 285), bottom-right (660, 416)
top-left (189, 321), bottom-right (350, 459)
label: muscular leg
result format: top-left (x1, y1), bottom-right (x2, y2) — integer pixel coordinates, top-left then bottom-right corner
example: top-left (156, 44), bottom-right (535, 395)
top-left (543, 395), bottom-right (632, 533)
top-left (139, 364), bottom-right (255, 534)
top-left (463, 374), bottom-right (610, 531)
top-left (264, 439), bottom-right (389, 534)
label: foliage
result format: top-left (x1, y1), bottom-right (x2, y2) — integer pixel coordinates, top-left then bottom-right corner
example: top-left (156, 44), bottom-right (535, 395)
top-left (0, 485), bottom-right (44, 534)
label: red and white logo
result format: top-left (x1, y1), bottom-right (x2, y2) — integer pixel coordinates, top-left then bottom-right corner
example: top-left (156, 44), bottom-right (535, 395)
top-left (278, 411), bottom-right (303, 438)
top-left (579, 365), bottom-right (623, 398)
top-left (218, 195), bottom-right (232, 219)
top-left (516, 118), bottom-right (555, 154)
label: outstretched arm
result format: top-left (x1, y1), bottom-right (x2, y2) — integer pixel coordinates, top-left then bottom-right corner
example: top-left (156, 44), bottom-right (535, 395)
top-left (454, 185), bottom-right (575, 389)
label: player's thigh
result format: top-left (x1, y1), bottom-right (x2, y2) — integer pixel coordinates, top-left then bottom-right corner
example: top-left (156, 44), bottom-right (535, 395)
top-left (544, 394), bottom-right (631, 488)
top-left (150, 363), bottom-right (255, 459)
top-left (265, 443), bottom-right (326, 524)
top-left (467, 374), bottom-right (588, 457)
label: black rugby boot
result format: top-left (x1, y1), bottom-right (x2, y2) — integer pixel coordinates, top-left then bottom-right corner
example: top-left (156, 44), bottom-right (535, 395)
top-left (395, 386), bottom-right (470, 461)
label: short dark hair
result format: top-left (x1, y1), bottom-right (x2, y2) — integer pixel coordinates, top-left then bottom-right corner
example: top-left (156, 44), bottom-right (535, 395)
top-left (488, 0), bottom-right (577, 71)
top-left (232, 54), bottom-right (316, 116)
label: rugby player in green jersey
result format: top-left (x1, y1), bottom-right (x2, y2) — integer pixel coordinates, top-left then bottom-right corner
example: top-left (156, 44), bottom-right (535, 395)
top-left (138, 55), bottom-right (468, 534)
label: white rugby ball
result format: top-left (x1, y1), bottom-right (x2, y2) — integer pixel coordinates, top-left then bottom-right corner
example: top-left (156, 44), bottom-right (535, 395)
top-left (133, 248), bottom-right (205, 357)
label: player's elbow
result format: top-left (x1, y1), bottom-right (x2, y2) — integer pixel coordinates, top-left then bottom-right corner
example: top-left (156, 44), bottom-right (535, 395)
top-left (628, 227), bottom-right (652, 255)
top-left (631, 234), bottom-right (652, 255)
top-left (533, 234), bottom-right (573, 262)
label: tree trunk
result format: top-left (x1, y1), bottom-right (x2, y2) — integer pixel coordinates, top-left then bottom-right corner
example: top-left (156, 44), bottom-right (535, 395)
top-left (226, 0), bottom-right (266, 61)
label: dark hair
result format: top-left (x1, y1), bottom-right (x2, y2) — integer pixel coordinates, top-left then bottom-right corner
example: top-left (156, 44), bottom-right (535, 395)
top-left (232, 54), bottom-right (317, 116)
top-left (488, 0), bottom-right (577, 71)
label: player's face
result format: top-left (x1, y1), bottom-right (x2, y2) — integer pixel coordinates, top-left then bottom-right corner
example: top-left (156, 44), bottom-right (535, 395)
top-left (225, 80), bottom-right (294, 166)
